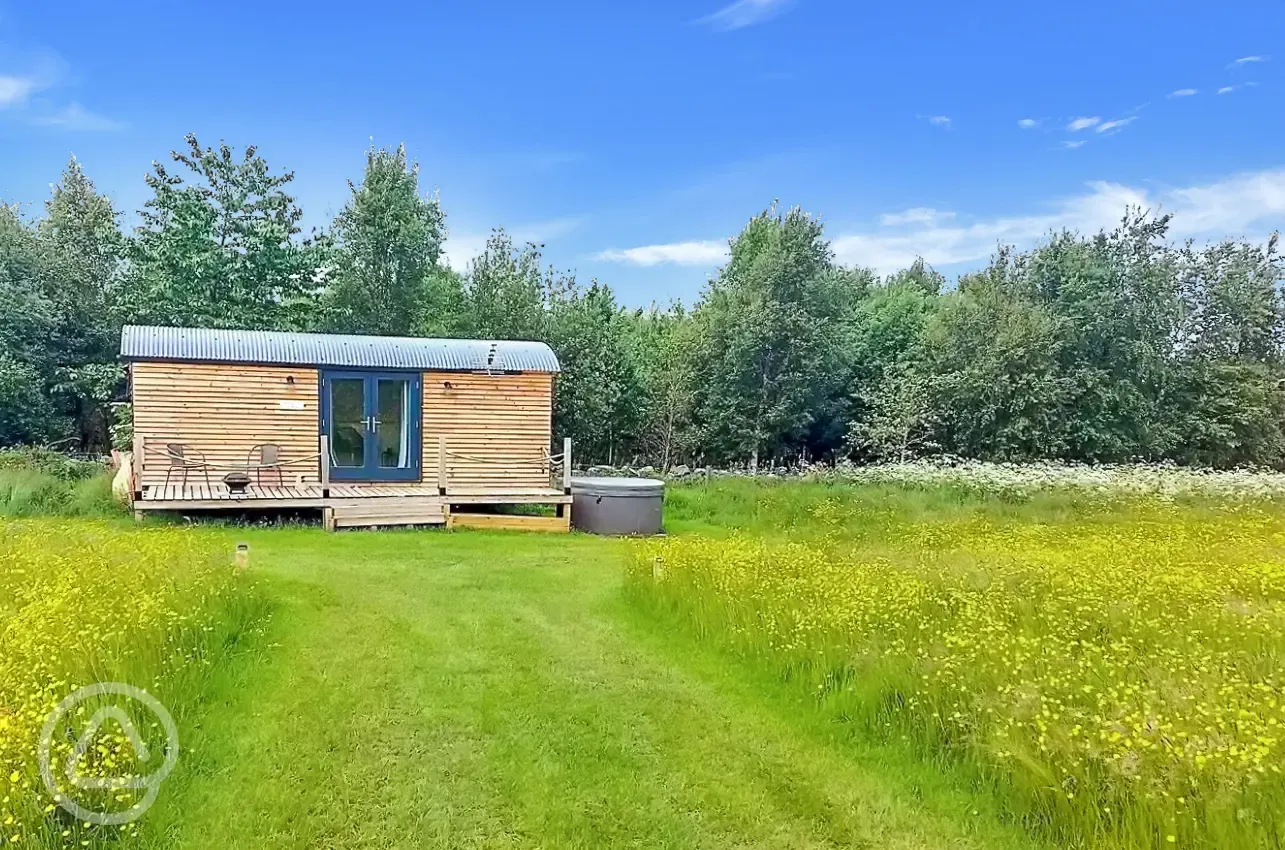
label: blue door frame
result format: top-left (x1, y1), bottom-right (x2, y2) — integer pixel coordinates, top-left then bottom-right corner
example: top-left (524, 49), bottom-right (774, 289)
top-left (320, 370), bottom-right (422, 481)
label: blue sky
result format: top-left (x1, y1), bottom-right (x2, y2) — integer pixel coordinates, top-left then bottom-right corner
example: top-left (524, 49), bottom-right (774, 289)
top-left (1, 0), bottom-right (1282, 306)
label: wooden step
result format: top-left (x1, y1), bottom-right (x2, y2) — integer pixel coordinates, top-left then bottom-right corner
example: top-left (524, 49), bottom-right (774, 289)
top-left (325, 497), bottom-right (446, 530)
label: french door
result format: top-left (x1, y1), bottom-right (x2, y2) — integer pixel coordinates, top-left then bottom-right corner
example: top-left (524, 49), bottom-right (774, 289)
top-left (321, 371), bottom-right (422, 481)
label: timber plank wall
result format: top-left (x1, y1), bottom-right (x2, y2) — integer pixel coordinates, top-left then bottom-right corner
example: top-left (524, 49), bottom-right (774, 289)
top-left (133, 363), bottom-right (555, 491)
top-left (132, 362), bottom-right (322, 488)
top-left (422, 372), bottom-right (554, 489)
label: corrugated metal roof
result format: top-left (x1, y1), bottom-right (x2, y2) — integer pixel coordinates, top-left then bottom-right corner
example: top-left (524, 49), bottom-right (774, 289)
top-left (120, 325), bottom-right (560, 373)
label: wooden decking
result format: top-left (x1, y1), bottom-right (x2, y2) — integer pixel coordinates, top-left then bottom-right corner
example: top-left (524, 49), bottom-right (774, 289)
top-left (134, 481), bottom-right (572, 532)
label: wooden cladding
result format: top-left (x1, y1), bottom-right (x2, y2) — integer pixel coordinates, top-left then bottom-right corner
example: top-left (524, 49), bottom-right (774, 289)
top-left (131, 362), bottom-right (555, 492)
top-left (133, 362), bottom-right (321, 488)
top-left (422, 372), bottom-right (554, 489)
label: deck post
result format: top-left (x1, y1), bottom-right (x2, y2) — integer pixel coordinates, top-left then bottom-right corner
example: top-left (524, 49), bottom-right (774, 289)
top-left (320, 434), bottom-right (331, 499)
top-left (132, 432), bottom-right (144, 503)
top-left (437, 435), bottom-right (448, 495)
top-left (563, 437), bottom-right (572, 494)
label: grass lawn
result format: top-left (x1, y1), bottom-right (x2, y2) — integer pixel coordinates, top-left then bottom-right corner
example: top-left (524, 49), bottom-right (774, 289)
top-left (136, 525), bottom-right (1042, 850)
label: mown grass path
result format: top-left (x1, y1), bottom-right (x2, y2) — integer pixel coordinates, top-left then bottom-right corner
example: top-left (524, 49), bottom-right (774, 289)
top-left (140, 528), bottom-right (1040, 850)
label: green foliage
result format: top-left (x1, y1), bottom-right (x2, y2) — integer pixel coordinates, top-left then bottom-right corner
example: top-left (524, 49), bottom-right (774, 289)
top-left (0, 159), bottom-right (124, 450)
top-left (109, 402), bottom-right (133, 453)
top-left (689, 204), bottom-right (856, 466)
top-left (0, 206), bottom-right (62, 446)
top-left (846, 360), bottom-right (937, 462)
top-left (3, 136), bottom-right (1284, 470)
top-left (625, 305), bottom-right (697, 470)
top-left (121, 134), bottom-right (324, 331)
top-left (322, 144), bottom-right (445, 335)
top-left (924, 264), bottom-right (1069, 460)
top-left (419, 265), bottom-right (469, 337)
top-left (461, 229), bottom-right (549, 340)
top-left (0, 446), bottom-right (109, 480)
top-left (0, 353), bottom-right (61, 445)
top-left (843, 273), bottom-right (937, 460)
top-left (546, 282), bottom-right (643, 463)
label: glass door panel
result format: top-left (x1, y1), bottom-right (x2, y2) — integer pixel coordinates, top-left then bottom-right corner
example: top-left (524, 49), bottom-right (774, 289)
top-left (330, 377), bottom-right (367, 468)
top-left (376, 378), bottom-right (411, 469)
top-left (322, 370), bottom-right (421, 481)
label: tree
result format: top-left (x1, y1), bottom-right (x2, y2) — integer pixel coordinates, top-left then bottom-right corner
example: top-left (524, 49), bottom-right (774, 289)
top-left (0, 351), bottom-right (59, 445)
top-left (419, 265), bottom-right (469, 338)
top-left (1168, 234), bottom-right (1285, 466)
top-left (1027, 213), bottom-right (1184, 461)
top-left (39, 157), bottom-right (125, 449)
top-left (842, 270), bottom-right (938, 460)
top-left (322, 144), bottom-right (446, 335)
top-left (689, 204), bottom-right (851, 468)
top-left (1168, 359), bottom-right (1285, 467)
top-left (884, 257), bottom-right (946, 295)
top-left (625, 305), bottom-right (698, 470)
top-left (925, 265), bottom-right (1070, 460)
top-left (845, 360), bottom-right (937, 461)
top-left (1176, 234), bottom-right (1283, 362)
top-left (546, 282), bottom-right (643, 464)
top-left (39, 156), bottom-right (121, 351)
top-left (121, 134), bottom-right (323, 330)
top-left (462, 230), bottom-right (548, 341)
top-left (0, 204), bottom-right (62, 444)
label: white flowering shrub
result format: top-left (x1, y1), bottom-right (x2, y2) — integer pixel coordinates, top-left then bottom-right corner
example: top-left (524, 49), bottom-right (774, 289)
top-left (809, 458), bottom-right (1285, 500)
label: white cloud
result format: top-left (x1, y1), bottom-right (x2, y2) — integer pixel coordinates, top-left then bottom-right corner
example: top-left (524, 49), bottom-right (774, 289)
top-left (442, 217), bottom-right (584, 271)
top-left (0, 75), bottom-right (37, 107)
top-left (1061, 140), bottom-right (1087, 150)
top-left (0, 58), bottom-right (118, 131)
top-left (596, 169), bottom-right (1285, 278)
top-left (1218, 85), bottom-right (1238, 95)
top-left (828, 168), bottom-right (1285, 274)
top-left (880, 207), bottom-right (955, 227)
top-left (1017, 118), bottom-right (1039, 129)
top-left (1162, 170), bottom-right (1285, 236)
top-left (695, 0), bottom-right (794, 31)
top-left (1067, 116), bottom-right (1101, 131)
top-left (1168, 88), bottom-right (1198, 98)
top-left (29, 103), bottom-right (122, 132)
top-left (1096, 117), bottom-right (1135, 133)
top-left (442, 233), bottom-right (490, 272)
top-left (925, 115), bottom-right (952, 128)
top-left (595, 240), bottom-right (729, 267)
top-left (1232, 55), bottom-right (1266, 66)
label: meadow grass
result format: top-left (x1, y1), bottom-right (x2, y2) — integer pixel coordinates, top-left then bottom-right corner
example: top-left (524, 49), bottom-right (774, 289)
top-left (0, 469), bottom-right (122, 518)
top-left (6, 475), bottom-right (1284, 848)
top-left (0, 520), bottom-right (265, 848)
top-left (132, 527), bottom-right (1041, 850)
top-left (634, 479), bottom-right (1285, 848)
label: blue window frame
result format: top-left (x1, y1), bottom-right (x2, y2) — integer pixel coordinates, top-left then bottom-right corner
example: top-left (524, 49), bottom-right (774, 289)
top-left (321, 370), bottom-right (422, 481)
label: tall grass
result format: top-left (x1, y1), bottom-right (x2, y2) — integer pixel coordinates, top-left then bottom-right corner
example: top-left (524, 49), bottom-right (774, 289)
top-left (0, 469), bottom-right (121, 517)
top-left (640, 480), bottom-right (1285, 848)
top-left (0, 520), bottom-right (266, 848)
top-left (664, 477), bottom-right (1124, 539)
top-left (0, 448), bottom-right (122, 518)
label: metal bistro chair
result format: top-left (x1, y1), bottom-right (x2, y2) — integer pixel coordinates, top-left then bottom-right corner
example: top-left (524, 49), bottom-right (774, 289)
top-left (247, 443), bottom-right (285, 488)
top-left (164, 443), bottom-right (212, 492)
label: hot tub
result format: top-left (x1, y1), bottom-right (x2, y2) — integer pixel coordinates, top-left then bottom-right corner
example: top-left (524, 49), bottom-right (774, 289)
top-left (570, 477), bottom-right (665, 535)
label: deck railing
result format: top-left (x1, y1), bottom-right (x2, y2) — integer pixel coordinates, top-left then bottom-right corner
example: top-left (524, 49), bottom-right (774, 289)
top-left (433, 434), bottom-right (571, 495)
